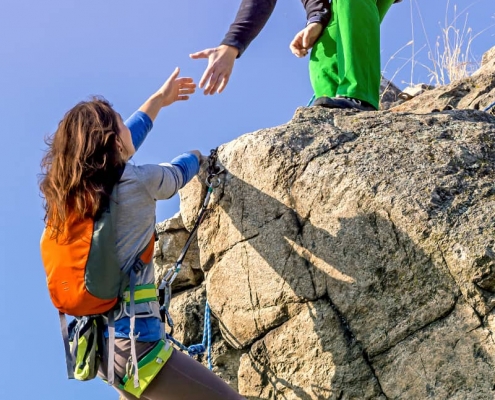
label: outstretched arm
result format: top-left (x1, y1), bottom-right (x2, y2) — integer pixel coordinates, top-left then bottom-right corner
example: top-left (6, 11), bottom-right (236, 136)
top-left (220, 0), bottom-right (278, 57)
top-left (135, 152), bottom-right (202, 201)
top-left (138, 67), bottom-right (195, 121)
top-left (190, 0), bottom-right (277, 95)
top-left (125, 68), bottom-right (196, 151)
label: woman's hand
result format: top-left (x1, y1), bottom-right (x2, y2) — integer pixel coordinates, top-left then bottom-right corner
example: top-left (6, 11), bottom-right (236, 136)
top-left (290, 23), bottom-right (323, 58)
top-left (139, 68), bottom-right (196, 121)
top-left (155, 67), bottom-right (196, 107)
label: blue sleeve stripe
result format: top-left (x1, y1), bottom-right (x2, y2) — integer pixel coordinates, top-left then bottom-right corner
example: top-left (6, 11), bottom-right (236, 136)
top-left (125, 111), bottom-right (153, 151)
top-left (171, 153), bottom-right (200, 187)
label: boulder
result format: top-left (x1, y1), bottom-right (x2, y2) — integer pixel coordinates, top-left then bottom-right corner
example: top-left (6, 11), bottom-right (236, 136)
top-left (153, 46), bottom-right (495, 400)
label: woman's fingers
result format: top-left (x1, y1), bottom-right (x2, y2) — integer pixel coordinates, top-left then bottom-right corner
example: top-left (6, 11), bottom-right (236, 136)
top-left (176, 77), bottom-right (194, 84)
top-left (168, 67), bottom-right (180, 81)
top-left (179, 87), bottom-right (196, 95)
top-left (178, 82), bottom-right (196, 89)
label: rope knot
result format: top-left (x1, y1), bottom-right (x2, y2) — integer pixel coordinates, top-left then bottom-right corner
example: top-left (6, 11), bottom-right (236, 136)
top-left (187, 344), bottom-right (206, 357)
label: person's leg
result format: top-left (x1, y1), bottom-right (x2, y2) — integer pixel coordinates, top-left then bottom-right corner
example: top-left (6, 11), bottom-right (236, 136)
top-left (99, 339), bottom-right (157, 400)
top-left (377, 0), bottom-right (395, 22)
top-left (102, 340), bottom-right (244, 400)
top-left (309, 0), bottom-right (339, 99)
top-left (335, 0), bottom-right (382, 109)
top-left (141, 349), bottom-right (245, 400)
top-left (310, 0), bottom-right (395, 110)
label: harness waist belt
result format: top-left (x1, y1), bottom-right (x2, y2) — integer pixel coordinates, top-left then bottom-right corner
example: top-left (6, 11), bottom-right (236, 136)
top-left (123, 284), bottom-right (158, 305)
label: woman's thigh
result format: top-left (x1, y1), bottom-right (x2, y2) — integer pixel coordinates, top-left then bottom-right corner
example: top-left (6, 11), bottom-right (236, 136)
top-left (103, 339), bottom-right (244, 400)
top-left (141, 349), bottom-right (245, 400)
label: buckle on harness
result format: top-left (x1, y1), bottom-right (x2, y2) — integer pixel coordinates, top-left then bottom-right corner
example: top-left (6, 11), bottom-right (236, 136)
top-left (133, 259), bottom-right (145, 273)
top-left (120, 340), bottom-right (173, 398)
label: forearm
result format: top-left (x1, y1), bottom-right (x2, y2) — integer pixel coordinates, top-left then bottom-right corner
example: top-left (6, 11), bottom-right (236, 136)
top-left (302, 0), bottom-right (331, 27)
top-left (138, 93), bottom-right (163, 123)
top-left (170, 152), bottom-right (201, 188)
top-left (125, 111), bottom-right (153, 151)
top-left (221, 0), bottom-right (277, 57)
top-left (124, 94), bottom-right (162, 152)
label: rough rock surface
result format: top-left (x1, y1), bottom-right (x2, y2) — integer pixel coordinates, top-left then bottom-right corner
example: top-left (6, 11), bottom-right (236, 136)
top-left (150, 47), bottom-right (495, 399)
top-left (393, 46), bottom-right (495, 115)
top-left (154, 213), bottom-right (203, 290)
top-left (379, 76), bottom-right (402, 109)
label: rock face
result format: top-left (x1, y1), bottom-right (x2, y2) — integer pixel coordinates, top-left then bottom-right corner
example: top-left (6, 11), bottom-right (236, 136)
top-left (392, 46), bottom-right (495, 115)
top-left (379, 76), bottom-right (402, 109)
top-left (154, 47), bottom-right (495, 399)
top-left (155, 213), bottom-right (203, 290)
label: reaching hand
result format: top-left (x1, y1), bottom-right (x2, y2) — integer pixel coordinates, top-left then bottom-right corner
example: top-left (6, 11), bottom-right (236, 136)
top-left (155, 67), bottom-right (196, 107)
top-left (290, 23), bottom-right (323, 58)
top-left (190, 45), bottom-right (239, 95)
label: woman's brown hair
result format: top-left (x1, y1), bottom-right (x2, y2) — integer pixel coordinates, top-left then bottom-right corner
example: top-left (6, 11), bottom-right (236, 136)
top-left (40, 97), bottom-right (125, 237)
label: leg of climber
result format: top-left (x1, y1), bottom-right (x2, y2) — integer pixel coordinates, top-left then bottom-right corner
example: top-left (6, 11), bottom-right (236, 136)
top-left (310, 0), bottom-right (395, 111)
top-left (309, 0), bottom-right (339, 102)
top-left (111, 340), bottom-right (245, 400)
top-left (141, 349), bottom-right (244, 400)
top-left (377, 0), bottom-right (395, 22)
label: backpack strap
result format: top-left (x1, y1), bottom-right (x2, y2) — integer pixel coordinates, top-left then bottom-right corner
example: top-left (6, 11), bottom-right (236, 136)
top-left (128, 267), bottom-right (140, 389)
top-left (107, 312), bottom-right (116, 385)
top-left (59, 312), bottom-right (75, 379)
top-left (129, 232), bottom-right (156, 388)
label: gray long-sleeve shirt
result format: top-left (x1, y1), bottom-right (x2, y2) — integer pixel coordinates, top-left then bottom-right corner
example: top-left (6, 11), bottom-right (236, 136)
top-left (110, 155), bottom-right (199, 341)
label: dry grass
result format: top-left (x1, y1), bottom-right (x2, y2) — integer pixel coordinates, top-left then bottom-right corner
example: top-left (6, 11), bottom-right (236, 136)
top-left (423, 0), bottom-right (493, 86)
top-left (384, 0), bottom-right (494, 88)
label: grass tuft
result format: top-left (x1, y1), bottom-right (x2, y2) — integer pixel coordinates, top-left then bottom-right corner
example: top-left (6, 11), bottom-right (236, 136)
top-left (385, 1), bottom-right (494, 88)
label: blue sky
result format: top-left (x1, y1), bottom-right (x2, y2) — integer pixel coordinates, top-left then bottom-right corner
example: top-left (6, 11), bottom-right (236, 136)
top-left (0, 0), bottom-right (493, 398)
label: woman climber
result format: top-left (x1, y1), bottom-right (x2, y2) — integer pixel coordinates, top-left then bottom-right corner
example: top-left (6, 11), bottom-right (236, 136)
top-left (39, 68), bottom-right (244, 400)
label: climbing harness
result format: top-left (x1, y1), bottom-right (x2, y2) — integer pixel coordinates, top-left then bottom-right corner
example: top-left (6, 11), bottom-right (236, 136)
top-left (484, 101), bottom-right (495, 113)
top-left (158, 148), bottom-right (223, 370)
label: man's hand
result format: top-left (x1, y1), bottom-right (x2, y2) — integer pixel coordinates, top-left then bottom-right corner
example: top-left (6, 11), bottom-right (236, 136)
top-left (290, 23), bottom-right (323, 58)
top-left (190, 45), bottom-right (239, 95)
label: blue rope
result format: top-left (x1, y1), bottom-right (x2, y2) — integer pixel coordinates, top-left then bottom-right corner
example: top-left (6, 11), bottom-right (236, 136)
top-left (165, 301), bottom-right (213, 370)
top-left (484, 101), bottom-right (495, 112)
top-left (306, 94), bottom-right (316, 107)
top-left (204, 302), bottom-right (212, 370)
top-left (166, 334), bottom-right (189, 352)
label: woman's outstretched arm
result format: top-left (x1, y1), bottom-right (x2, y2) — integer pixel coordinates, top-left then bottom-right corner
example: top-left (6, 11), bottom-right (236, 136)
top-left (126, 68), bottom-right (196, 151)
